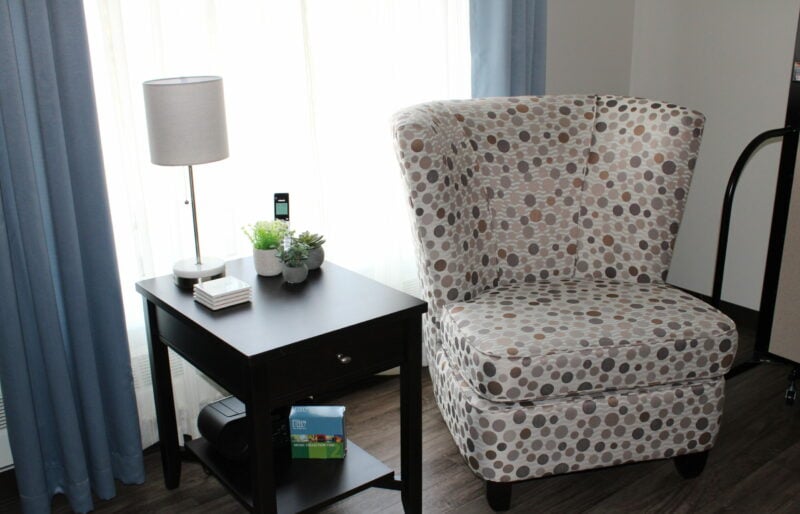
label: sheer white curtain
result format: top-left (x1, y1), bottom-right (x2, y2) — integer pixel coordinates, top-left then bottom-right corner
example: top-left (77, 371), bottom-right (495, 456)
top-left (83, 0), bottom-right (470, 447)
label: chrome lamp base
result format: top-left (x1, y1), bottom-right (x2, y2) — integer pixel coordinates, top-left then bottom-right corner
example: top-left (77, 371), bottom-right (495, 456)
top-left (173, 257), bottom-right (226, 289)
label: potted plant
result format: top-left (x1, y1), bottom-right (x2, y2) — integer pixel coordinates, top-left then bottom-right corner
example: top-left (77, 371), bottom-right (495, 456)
top-left (242, 220), bottom-right (290, 276)
top-left (296, 231), bottom-right (326, 270)
top-left (277, 239), bottom-right (310, 284)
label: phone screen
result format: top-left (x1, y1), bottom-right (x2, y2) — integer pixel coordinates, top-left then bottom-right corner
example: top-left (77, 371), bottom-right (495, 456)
top-left (275, 193), bottom-right (289, 221)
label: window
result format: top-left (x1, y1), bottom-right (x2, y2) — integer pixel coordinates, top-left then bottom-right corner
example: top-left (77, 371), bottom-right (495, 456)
top-left (83, 0), bottom-right (470, 445)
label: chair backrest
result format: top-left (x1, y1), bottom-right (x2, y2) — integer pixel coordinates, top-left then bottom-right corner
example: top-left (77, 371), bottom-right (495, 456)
top-left (449, 95), bottom-right (597, 284)
top-left (576, 96), bottom-right (704, 282)
top-left (393, 101), bottom-right (493, 311)
top-left (393, 95), bottom-right (704, 313)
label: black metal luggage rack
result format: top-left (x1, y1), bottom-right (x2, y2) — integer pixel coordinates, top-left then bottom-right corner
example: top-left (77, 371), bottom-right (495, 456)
top-left (711, 126), bottom-right (800, 392)
top-left (711, 9), bottom-right (800, 403)
top-left (712, 125), bottom-right (800, 403)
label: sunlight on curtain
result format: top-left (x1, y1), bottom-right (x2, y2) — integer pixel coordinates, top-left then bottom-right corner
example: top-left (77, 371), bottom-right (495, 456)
top-left (83, 0), bottom-right (470, 447)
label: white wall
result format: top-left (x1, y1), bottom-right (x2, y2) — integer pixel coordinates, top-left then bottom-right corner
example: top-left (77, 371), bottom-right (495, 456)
top-left (546, 0), bottom-right (635, 95)
top-left (546, 0), bottom-right (800, 309)
top-left (629, 0), bottom-right (800, 309)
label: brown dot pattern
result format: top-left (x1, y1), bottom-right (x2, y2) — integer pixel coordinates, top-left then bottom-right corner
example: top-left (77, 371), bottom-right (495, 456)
top-left (392, 95), bottom-right (706, 352)
top-left (441, 279), bottom-right (737, 402)
top-left (452, 96), bottom-right (596, 284)
top-left (432, 349), bottom-right (724, 482)
top-left (576, 97), bottom-right (705, 282)
top-left (393, 95), bottom-right (728, 483)
top-left (393, 100), bottom-right (497, 322)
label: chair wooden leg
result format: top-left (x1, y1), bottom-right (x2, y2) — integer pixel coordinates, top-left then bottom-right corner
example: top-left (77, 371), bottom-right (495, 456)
top-left (486, 480), bottom-right (512, 511)
top-left (674, 450), bottom-right (709, 479)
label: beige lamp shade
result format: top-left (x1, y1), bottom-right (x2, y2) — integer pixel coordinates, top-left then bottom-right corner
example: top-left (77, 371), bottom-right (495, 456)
top-left (143, 76), bottom-right (229, 166)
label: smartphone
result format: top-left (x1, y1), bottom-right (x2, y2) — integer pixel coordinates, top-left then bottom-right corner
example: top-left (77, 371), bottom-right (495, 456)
top-left (274, 193), bottom-right (289, 222)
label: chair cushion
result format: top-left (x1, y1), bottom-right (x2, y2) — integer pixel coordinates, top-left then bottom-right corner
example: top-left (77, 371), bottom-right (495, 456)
top-left (430, 347), bottom-right (724, 482)
top-left (440, 279), bottom-right (737, 403)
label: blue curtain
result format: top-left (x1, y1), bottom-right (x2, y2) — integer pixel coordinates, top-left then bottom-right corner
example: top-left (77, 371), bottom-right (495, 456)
top-left (0, 0), bottom-right (145, 512)
top-left (470, 0), bottom-right (548, 97)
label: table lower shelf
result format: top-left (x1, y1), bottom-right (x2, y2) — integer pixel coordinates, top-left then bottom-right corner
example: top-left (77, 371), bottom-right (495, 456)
top-left (185, 437), bottom-right (395, 513)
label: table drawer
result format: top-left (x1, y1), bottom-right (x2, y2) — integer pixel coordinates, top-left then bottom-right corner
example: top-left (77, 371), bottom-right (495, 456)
top-left (267, 319), bottom-right (406, 404)
top-left (156, 307), bottom-right (248, 397)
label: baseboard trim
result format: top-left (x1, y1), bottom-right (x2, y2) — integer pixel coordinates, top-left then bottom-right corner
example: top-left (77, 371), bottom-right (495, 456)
top-left (726, 360), bottom-right (762, 379)
top-left (715, 300), bottom-right (758, 331)
top-left (0, 467), bottom-right (17, 506)
top-left (675, 287), bottom-right (759, 329)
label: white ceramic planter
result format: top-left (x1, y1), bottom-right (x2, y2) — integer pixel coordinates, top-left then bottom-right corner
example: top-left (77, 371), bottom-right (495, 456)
top-left (282, 264), bottom-right (308, 284)
top-left (253, 248), bottom-right (282, 276)
top-left (307, 246), bottom-right (325, 270)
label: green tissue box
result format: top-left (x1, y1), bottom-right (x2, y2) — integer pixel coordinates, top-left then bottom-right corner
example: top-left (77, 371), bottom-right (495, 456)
top-left (289, 406), bottom-right (346, 459)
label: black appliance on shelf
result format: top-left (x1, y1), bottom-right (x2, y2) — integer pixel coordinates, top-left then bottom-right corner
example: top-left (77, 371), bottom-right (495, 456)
top-left (197, 396), bottom-right (290, 465)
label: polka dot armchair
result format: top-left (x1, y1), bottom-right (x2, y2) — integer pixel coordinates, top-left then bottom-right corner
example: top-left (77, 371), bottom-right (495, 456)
top-left (392, 95), bottom-right (737, 511)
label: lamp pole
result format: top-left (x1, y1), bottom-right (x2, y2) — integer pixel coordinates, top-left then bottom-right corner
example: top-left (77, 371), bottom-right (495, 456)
top-left (187, 165), bottom-right (202, 265)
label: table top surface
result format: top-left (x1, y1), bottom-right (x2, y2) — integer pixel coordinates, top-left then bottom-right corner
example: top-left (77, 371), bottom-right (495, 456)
top-left (135, 258), bottom-right (427, 359)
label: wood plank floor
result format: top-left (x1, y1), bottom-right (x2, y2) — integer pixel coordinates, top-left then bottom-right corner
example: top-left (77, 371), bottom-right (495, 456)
top-left (7, 310), bottom-right (797, 513)
top-left (30, 357), bottom-right (798, 513)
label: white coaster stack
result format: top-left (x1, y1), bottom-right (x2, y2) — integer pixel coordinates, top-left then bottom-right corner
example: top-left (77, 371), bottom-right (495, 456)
top-left (193, 276), bottom-right (252, 310)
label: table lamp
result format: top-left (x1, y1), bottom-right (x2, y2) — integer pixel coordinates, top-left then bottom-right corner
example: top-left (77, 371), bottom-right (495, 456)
top-left (143, 76), bottom-right (228, 288)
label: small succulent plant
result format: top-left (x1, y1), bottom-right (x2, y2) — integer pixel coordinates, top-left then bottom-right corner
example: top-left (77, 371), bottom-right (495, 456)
top-left (296, 231), bottom-right (325, 249)
top-left (277, 240), bottom-right (309, 268)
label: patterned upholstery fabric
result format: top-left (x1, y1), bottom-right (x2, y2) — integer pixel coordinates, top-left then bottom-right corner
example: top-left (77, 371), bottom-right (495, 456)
top-left (576, 97), bottom-right (705, 282)
top-left (393, 95), bottom-right (705, 351)
top-left (441, 279), bottom-right (737, 403)
top-left (393, 101), bottom-right (496, 318)
top-left (451, 96), bottom-right (596, 284)
top-left (392, 95), bottom-right (730, 485)
top-left (432, 348), bottom-right (724, 482)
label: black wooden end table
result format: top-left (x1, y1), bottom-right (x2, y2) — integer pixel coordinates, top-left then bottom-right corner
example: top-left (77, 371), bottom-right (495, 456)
top-left (136, 258), bottom-right (427, 513)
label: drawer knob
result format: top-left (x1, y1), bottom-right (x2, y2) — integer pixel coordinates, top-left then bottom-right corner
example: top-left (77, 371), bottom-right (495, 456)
top-left (336, 353), bottom-right (352, 365)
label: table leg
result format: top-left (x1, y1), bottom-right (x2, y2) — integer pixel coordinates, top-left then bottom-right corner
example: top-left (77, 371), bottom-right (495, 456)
top-left (143, 299), bottom-right (181, 488)
top-left (400, 315), bottom-right (423, 513)
top-left (247, 367), bottom-right (277, 514)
